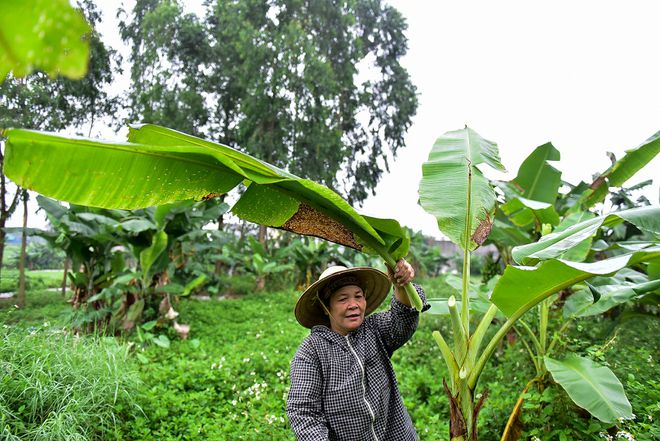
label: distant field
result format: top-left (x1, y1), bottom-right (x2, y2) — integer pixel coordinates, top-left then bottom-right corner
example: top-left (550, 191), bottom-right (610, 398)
top-left (0, 269), bottom-right (64, 293)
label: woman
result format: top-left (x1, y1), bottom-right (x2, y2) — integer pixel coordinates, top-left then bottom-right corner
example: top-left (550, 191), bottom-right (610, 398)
top-left (286, 259), bottom-right (429, 441)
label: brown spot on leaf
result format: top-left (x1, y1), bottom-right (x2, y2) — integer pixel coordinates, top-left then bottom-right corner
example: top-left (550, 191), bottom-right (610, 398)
top-left (281, 203), bottom-right (362, 250)
top-left (471, 212), bottom-right (493, 246)
top-left (202, 192), bottom-right (222, 201)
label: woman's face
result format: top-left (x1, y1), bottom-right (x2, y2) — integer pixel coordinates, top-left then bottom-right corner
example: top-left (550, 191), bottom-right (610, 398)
top-left (328, 284), bottom-right (366, 335)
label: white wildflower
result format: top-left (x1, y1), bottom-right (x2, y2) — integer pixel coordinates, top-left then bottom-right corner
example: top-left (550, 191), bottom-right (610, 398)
top-left (615, 430), bottom-right (635, 441)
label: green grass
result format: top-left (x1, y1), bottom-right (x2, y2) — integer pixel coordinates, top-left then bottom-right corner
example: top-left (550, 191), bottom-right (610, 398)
top-left (0, 269), bottom-right (64, 293)
top-left (0, 326), bottom-right (141, 441)
top-left (0, 289), bottom-right (70, 327)
top-left (2, 282), bottom-right (657, 440)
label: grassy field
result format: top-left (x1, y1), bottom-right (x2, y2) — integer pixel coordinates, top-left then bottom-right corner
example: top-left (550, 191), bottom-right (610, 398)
top-left (0, 268), bottom-right (63, 293)
top-left (1, 282), bottom-right (658, 440)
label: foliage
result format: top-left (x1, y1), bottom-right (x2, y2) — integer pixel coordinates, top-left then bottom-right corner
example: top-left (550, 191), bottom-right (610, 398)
top-left (3, 123), bottom-right (422, 309)
top-left (0, 0), bottom-right (119, 135)
top-left (4, 283), bottom-right (658, 440)
top-left (0, 0), bottom-right (90, 81)
top-left (419, 126), bottom-right (659, 440)
top-left (120, 0), bottom-right (418, 204)
top-left (0, 269), bottom-right (62, 293)
top-left (0, 324), bottom-right (141, 440)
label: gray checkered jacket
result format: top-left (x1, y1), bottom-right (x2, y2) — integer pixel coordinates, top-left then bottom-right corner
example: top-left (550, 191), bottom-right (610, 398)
top-left (287, 285), bottom-right (429, 441)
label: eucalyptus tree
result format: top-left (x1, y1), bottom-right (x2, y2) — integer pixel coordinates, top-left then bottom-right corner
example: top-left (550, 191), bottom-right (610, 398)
top-left (120, 0), bottom-right (418, 205)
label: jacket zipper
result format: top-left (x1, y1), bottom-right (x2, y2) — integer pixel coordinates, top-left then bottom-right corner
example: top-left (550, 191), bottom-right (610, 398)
top-left (345, 335), bottom-right (379, 441)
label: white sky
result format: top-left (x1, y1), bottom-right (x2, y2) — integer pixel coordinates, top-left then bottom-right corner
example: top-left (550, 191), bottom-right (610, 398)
top-left (8, 0), bottom-right (660, 237)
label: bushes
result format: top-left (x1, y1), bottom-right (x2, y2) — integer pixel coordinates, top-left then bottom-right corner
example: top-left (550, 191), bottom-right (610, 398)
top-left (0, 325), bottom-right (141, 440)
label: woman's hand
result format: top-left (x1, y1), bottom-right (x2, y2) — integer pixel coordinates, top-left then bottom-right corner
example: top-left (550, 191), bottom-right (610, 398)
top-left (389, 258), bottom-right (415, 287)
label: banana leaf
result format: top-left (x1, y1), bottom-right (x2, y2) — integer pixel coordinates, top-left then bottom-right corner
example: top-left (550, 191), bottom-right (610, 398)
top-left (500, 197), bottom-right (560, 227)
top-left (491, 248), bottom-right (660, 318)
top-left (564, 277), bottom-right (660, 318)
top-left (3, 125), bottom-right (423, 309)
top-left (510, 142), bottom-right (561, 204)
top-left (0, 0), bottom-right (90, 81)
top-left (545, 355), bottom-right (632, 423)
top-left (512, 205), bottom-right (660, 265)
top-left (419, 126), bottom-right (505, 251)
top-left (581, 130), bottom-right (660, 208)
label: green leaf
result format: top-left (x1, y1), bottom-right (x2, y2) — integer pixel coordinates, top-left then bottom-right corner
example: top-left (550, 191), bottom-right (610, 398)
top-left (491, 249), bottom-right (660, 318)
top-left (512, 206), bottom-right (660, 264)
top-left (4, 129), bottom-right (244, 209)
top-left (181, 274), bottom-right (207, 297)
top-left (582, 131), bottom-right (660, 208)
top-left (0, 0), bottom-right (91, 81)
top-left (545, 355), bottom-right (632, 423)
top-left (566, 278), bottom-right (660, 318)
top-left (3, 123), bottom-right (420, 309)
top-left (510, 142), bottom-right (561, 203)
top-left (152, 334), bottom-right (171, 349)
top-left (501, 196), bottom-right (560, 227)
top-left (120, 219), bottom-right (157, 233)
top-left (140, 231), bottom-right (168, 280)
top-left (552, 211), bottom-right (597, 262)
top-left (487, 218), bottom-right (532, 247)
top-left (419, 127), bottom-right (505, 250)
top-left (141, 320), bottom-right (158, 331)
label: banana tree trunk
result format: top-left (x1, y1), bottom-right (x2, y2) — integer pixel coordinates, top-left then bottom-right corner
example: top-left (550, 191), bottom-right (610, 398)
top-left (444, 379), bottom-right (488, 441)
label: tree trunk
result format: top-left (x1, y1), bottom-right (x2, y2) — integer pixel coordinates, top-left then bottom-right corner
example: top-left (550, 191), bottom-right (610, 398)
top-left (17, 190), bottom-right (28, 308)
top-left (214, 203), bottom-right (225, 275)
top-left (0, 154), bottom-right (22, 286)
top-left (258, 225), bottom-right (268, 250)
top-left (61, 258), bottom-right (70, 296)
top-left (444, 379), bottom-right (488, 441)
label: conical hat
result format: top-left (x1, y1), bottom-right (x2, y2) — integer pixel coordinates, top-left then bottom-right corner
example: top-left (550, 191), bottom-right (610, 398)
top-left (294, 266), bottom-right (391, 328)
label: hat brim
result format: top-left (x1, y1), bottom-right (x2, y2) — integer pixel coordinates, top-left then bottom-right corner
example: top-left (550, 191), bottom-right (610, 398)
top-left (295, 267), bottom-right (391, 329)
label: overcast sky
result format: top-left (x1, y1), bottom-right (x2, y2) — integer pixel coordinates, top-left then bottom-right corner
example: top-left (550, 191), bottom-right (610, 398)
top-left (9, 0), bottom-right (660, 236)
top-left (361, 0), bottom-right (660, 237)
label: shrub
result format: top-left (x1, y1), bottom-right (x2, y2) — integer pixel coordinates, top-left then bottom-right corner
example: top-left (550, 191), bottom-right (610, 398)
top-left (0, 325), bottom-right (141, 440)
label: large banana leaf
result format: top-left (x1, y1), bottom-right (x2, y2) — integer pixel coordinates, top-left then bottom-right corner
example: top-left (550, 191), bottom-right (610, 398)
top-left (551, 211), bottom-right (597, 262)
top-left (491, 248), bottom-right (660, 318)
top-left (564, 277), bottom-right (660, 318)
top-left (419, 127), bottom-right (505, 250)
top-left (3, 125), bottom-right (422, 309)
top-left (545, 355), bottom-right (632, 423)
top-left (510, 142), bottom-right (561, 203)
top-left (0, 0), bottom-right (90, 81)
top-left (581, 130), bottom-right (660, 208)
top-left (512, 205), bottom-right (660, 265)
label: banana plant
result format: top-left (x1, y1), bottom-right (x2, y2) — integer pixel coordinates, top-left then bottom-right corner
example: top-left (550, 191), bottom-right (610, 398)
top-left (2, 124), bottom-right (423, 309)
top-left (419, 126), bottom-right (506, 440)
top-left (419, 127), bottom-right (660, 441)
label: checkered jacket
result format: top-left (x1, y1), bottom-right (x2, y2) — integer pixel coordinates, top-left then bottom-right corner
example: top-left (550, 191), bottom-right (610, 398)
top-left (287, 285), bottom-right (429, 441)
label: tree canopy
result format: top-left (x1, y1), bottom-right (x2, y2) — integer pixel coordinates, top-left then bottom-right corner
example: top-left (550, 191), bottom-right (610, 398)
top-left (120, 0), bottom-right (418, 204)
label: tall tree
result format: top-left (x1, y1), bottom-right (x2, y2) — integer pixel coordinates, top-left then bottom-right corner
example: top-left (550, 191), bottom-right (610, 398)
top-left (120, 0), bottom-right (418, 204)
top-left (0, 0), bottom-right (119, 279)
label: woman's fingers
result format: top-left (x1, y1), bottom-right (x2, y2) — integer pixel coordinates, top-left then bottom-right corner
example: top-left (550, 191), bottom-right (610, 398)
top-left (393, 259), bottom-right (414, 286)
